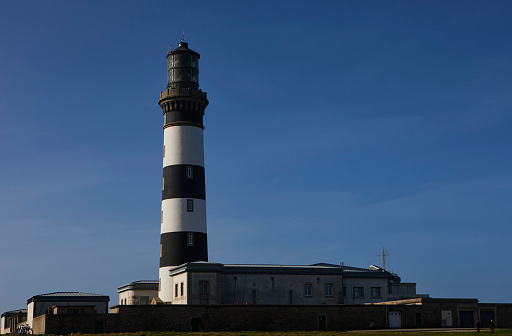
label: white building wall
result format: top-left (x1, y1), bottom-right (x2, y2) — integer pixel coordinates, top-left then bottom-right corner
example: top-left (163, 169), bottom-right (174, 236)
top-left (171, 273), bottom-right (188, 304)
top-left (342, 277), bottom-right (390, 304)
top-left (26, 303), bottom-right (34, 328)
top-left (118, 289), bottom-right (158, 305)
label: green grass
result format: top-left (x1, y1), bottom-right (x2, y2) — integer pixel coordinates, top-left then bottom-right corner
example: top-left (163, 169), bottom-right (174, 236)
top-left (37, 330), bottom-right (512, 336)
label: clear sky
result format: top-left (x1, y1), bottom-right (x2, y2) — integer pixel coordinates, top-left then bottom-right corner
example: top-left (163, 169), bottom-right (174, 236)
top-left (1, 1), bottom-right (511, 314)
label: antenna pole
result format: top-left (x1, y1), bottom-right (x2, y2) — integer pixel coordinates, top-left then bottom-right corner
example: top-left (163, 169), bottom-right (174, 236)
top-left (378, 248), bottom-right (391, 270)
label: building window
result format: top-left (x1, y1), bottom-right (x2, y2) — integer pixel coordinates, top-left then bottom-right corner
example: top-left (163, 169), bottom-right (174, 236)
top-left (353, 287), bottom-right (364, 298)
top-left (371, 287), bottom-right (382, 298)
top-left (187, 199), bottom-right (194, 212)
top-left (325, 284), bottom-right (333, 297)
top-left (175, 284), bottom-right (178, 297)
top-left (200, 281), bottom-right (209, 294)
top-left (187, 233), bottom-right (194, 246)
top-left (304, 284), bottom-right (312, 297)
top-left (162, 177), bottom-right (165, 190)
top-left (389, 285), bottom-right (398, 295)
top-left (180, 282), bottom-right (184, 296)
top-left (289, 290), bottom-right (294, 304)
top-left (163, 145), bottom-right (166, 158)
top-left (161, 211), bottom-right (163, 223)
top-left (160, 244), bottom-right (162, 257)
top-left (159, 278), bottom-right (161, 291)
top-left (186, 166), bottom-right (193, 179)
top-left (343, 286), bottom-right (347, 298)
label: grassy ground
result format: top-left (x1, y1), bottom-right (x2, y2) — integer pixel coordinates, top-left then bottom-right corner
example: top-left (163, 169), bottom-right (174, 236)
top-left (47, 330), bottom-right (512, 336)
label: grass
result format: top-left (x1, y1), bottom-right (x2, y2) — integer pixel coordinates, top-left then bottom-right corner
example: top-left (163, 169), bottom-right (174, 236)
top-left (38, 330), bottom-right (512, 336)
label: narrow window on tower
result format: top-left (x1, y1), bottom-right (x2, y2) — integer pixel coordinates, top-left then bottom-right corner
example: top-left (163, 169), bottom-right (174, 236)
top-left (187, 233), bottom-right (194, 246)
top-left (163, 145), bottom-right (166, 158)
top-left (158, 278), bottom-right (161, 291)
top-left (186, 166), bottom-right (193, 179)
top-left (161, 211), bottom-right (163, 223)
top-left (160, 244), bottom-right (162, 257)
top-left (162, 177), bottom-right (165, 190)
top-left (187, 199), bottom-right (194, 212)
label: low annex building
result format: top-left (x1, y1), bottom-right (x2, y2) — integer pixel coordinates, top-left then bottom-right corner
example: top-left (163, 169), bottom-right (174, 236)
top-left (119, 262), bottom-right (424, 306)
top-left (1, 309), bottom-right (27, 334)
top-left (26, 292), bottom-right (109, 331)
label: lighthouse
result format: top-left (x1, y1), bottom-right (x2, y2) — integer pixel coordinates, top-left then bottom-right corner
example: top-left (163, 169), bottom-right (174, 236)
top-left (157, 41), bottom-right (209, 302)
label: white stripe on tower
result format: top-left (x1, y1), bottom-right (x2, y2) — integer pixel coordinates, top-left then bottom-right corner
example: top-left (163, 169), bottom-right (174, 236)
top-left (157, 41), bottom-right (209, 303)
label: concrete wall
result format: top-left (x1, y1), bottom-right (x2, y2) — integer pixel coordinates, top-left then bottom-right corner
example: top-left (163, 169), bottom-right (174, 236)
top-left (33, 314), bottom-right (104, 334)
top-left (343, 277), bottom-right (389, 304)
top-left (27, 299), bottom-right (512, 333)
top-left (218, 273), bottom-right (343, 305)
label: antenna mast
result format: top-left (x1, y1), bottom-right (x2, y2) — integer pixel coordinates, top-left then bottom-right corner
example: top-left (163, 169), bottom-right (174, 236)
top-left (378, 248), bottom-right (391, 270)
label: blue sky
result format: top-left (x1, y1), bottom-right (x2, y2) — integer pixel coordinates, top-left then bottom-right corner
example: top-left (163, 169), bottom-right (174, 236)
top-left (1, 1), bottom-right (511, 313)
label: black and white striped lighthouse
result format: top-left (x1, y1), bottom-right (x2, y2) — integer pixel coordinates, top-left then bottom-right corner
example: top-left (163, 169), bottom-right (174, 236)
top-left (157, 41), bottom-right (209, 302)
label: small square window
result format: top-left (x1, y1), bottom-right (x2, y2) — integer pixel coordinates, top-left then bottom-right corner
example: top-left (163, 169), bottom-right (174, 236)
top-left (353, 287), bottom-right (364, 298)
top-left (325, 284), bottom-right (333, 297)
top-left (371, 287), bottom-right (382, 298)
top-left (187, 233), bottom-right (194, 246)
top-left (187, 199), bottom-right (194, 212)
top-left (200, 281), bottom-right (209, 294)
top-left (304, 284), bottom-right (312, 297)
top-left (186, 166), bottom-right (193, 179)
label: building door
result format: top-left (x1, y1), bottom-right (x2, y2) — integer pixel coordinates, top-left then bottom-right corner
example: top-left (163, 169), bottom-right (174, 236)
top-left (318, 315), bottom-right (326, 330)
top-left (389, 311), bottom-right (401, 328)
top-left (480, 310), bottom-right (494, 328)
top-left (442, 310), bottom-right (453, 327)
top-left (415, 312), bottom-right (422, 327)
top-left (459, 311), bottom-right (474, 328)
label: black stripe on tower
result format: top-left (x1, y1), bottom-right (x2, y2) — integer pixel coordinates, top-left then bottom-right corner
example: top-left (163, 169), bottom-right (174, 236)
top-left (164, 110), bottom-right (203, 128)
top-left (160, 231), bottom-right (208, 267)
top-left (162, 165), bottom-right (206, 200)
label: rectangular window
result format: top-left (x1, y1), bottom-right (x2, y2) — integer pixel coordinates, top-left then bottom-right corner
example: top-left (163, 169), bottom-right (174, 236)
top-left (160, 244), bottom-right (162, 257)
top-left (161, 211), bottom-right (163, 223)
top-left (353, 287), bottom-right (364, 298)
top-left (162, 177), bottom-right (165, 190)
top-left (389, 285), bottom-right (398, 295)
top-left (159, 278), bottom-right (161, 291)
top-left (289, 290), bottom-right (294, 304)
top-left (187, 199), bottom-right (194, 212)
top-left (200, 281), bottom-right (209, 294)
top-left (163, 145), bottom-right (166, 158)
top-left (187, 233), bottom-right (194, 246)
top-left (325, 284), bottom-right (333, 297)
top-left (180, 282), bottom-right (184, 296)
top-left (304, 284), bottom-right (312, 297)
top-left (371, 287), bottom-right (382, 298)
top-left (175, 284), bottom-right (178, 297)
top-left (343, 286), bottom-right (347, 298)
top-left (186, 166), bottom-right (193, 179)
